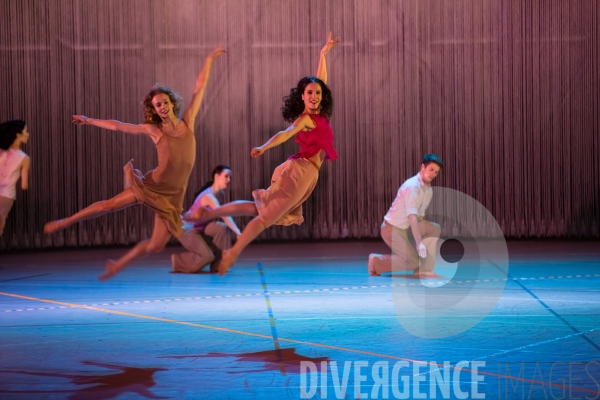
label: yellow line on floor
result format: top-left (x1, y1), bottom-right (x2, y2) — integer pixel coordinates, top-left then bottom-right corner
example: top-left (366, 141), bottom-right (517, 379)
top-left (0, 290), bottom-right (429, 362)
top-left (0, 290), bottom-right (596, 395)
top-left (0, 291), bottom-right (275, 339)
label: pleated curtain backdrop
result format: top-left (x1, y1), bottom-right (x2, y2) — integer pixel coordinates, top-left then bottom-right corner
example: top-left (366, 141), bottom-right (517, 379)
top-left (1, 0), bottom-right (598, 250)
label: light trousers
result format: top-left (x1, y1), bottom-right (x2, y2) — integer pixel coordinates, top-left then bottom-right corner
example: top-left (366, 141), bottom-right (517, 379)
top-left (369, 220), bottom-right (441, 274)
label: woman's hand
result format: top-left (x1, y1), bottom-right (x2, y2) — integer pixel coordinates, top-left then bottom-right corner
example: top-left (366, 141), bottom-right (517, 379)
top-left (320, 32), bottom-right (340, 55)
top-left (208, 45), bottom-right (227, 61)
top-left (72, 115), bottom-right (89, 125)
top-left (251, 147), bottom-right (266, 158)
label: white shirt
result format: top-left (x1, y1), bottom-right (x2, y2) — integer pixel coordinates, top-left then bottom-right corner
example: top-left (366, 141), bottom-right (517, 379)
top-left (0, 149), bottom-right (27, 199)
top-left (384, 173), bottom-right (433, 229)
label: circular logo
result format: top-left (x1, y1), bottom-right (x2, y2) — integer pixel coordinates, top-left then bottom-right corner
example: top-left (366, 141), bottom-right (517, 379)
top-left (391, 187), bottom-right (509, 338)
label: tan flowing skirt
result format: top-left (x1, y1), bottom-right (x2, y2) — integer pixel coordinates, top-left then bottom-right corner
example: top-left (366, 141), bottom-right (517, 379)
top-left (252, 158), bottom-right (319, 228)
top-left (123, 160), bottom-right (185, 238)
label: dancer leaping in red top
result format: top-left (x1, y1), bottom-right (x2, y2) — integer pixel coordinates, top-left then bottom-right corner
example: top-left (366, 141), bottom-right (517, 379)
top-left (185, 33), bottom-right (340, 276)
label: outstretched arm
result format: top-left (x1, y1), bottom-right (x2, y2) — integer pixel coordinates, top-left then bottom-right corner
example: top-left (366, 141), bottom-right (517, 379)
top-left (250, 114), bottom-right (313, 158)
top-left (316, 32), bottom-right (340, 84)
top-left (72, 115), bottom-right (160, 141)
top-left (20, 156), bottom-right (30, 190)
top-left (182, 46), bottom-right (227, 128)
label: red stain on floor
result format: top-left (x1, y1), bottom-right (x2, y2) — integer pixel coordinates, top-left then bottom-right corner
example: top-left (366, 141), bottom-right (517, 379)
top-left (0, 361), bottom-right (167, 399)
top-left (162, 348), bottom-right (329, 374)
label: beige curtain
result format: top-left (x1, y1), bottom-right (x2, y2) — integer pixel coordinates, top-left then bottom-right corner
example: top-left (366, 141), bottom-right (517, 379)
top-left (1, 0), bottom-right (598, 250)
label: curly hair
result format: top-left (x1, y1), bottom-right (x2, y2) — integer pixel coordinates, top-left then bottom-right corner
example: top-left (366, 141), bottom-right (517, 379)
top-left (0, 120), bottom-right (26, 150)
top-left (281, 76), bottom-right (333, 122)
top-left (142, 85), bottom-right (183, 125)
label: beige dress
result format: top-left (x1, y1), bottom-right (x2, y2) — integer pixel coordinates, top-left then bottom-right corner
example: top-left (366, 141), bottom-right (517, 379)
top-left (124, 120), bottom-right (195, 238)
top-left (252, 113), bottom-right (337, 228)
top-left (252, 158), bottom-right (319, 228)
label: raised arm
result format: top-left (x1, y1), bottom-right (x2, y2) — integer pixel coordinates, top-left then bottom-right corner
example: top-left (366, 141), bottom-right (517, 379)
top-left (72, 115), bottom-right (160, 141)
top-left (20, 156), bottom-right (30, 191)
top-left (250, 114), bottom-right (314, 158)
top-left (316, 32), bottom-right (340, 84)
top-left (182, 46), bottom-right (227, 128)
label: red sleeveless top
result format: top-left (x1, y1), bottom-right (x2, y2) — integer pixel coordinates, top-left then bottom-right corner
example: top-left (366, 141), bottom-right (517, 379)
top-left (288, 113), bottom-right (338, 162)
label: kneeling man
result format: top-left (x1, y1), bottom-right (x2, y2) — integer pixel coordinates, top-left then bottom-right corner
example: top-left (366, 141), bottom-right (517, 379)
top-left (368, 154), bottom-right (443, 277)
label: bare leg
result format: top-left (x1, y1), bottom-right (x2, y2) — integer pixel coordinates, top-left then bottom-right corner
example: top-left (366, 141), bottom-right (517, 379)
top-left (99, 214), bottom-right (171, 281)
top-left (219, 216), bottom-right (266, 276)
top-left (185, 200), bottom-right (257, 223)
top-left (44, 189), bottom-right (138, 234)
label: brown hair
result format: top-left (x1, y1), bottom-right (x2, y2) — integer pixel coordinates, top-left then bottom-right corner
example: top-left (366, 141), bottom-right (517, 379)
top-left (422, 153), bottom-right (444, 168)
top-left (142, 85), bottom-right (183, 125)
top-left (281, 76), bottom-right (333, 122)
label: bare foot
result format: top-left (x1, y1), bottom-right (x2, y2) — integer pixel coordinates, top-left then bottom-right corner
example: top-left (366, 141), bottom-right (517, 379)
top-left (98, 260), bottom-right (123, 282)
top-left (218, 250), bottom-right (236, 277)
top-left (414, 270), bottom-right (441, 279)
top-left (368, 254), bottom-right (380, 276)
top-left (183, 206), bottom-right (209, 223)
top-left (44, 219), bottom-right (67, 234)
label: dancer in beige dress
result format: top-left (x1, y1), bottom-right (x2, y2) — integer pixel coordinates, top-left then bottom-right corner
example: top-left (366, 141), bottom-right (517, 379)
top-left (185, 33), bottom-right (340, 276)
top-left (44, 47), bottom-right (226, 281)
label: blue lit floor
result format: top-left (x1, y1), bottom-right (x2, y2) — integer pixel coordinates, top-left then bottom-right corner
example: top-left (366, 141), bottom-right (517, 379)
top-left (0, 240), bottom-right (599, 399)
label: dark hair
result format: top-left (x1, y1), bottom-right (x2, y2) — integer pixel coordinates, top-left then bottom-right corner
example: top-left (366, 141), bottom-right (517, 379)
top-left (422, 154), bottom-right (444, 169)
top-left (281, 76), bottom-right (333, 122)
top-left (142, 85), bottom-right (183, 126)
top-left (194, 165), bottom-right (232, 198)
top-left (0, 120), bottom-right (26, 150)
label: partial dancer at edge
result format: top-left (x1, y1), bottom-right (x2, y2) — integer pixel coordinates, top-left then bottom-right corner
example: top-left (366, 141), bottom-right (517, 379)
top-left (185, 33), bottom-right (340, 276)
top-left (44, 47), bottom-right (226, 281)
top-left (0, 120), bottom-right (30, 236)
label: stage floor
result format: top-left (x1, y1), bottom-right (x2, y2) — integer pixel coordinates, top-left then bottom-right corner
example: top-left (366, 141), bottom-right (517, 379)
top-left (1, 240), bottom-right (599, 399)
